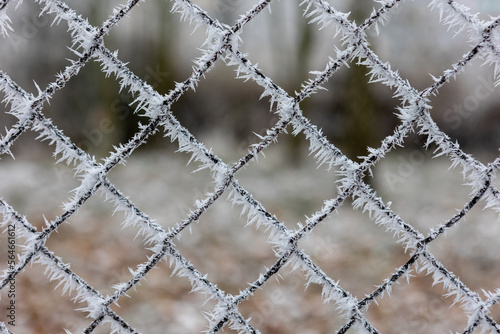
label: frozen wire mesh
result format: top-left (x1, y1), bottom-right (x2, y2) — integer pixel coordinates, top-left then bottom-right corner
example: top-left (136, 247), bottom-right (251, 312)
top-left (0, 0), bottom-right (500, 333)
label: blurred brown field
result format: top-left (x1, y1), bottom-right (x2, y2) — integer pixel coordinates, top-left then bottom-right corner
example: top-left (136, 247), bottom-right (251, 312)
top-left (1, 138), bottom-right (499, 333)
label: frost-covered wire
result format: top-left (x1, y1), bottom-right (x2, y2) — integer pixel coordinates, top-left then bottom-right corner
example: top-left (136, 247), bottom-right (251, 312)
top-left (0, 0), bottom-right (499, 333)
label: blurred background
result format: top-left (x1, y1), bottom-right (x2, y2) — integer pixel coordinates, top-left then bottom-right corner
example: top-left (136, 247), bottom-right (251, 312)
top-left (1, 0), bottom-right (500, 333)
top-left (1, 0), bottom-right (500, 161)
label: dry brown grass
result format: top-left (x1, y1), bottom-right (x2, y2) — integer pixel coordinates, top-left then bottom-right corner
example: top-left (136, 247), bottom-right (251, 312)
top-left (1, 143), bottom-right (499, 333)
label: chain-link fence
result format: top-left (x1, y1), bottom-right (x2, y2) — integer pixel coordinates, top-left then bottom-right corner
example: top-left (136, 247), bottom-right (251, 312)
top-left (1, 0), bottom-right (500, 333)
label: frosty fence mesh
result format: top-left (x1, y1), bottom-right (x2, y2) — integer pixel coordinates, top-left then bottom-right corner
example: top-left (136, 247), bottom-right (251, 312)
top-left (0, 0), bottom-right (500, 333)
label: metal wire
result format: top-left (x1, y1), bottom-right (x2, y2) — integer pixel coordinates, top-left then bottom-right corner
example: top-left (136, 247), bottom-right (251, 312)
top-left (1, 0), bottom-right (500, 333)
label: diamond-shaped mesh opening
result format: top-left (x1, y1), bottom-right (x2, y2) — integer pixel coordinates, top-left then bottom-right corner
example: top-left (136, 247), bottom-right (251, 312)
top-left (109, 259), bottom-right (212, 334)
top-left (371, 0), bottom-right (472, 89)
top-left (238, 268), bottom-right (347, 333)
top-left (427, 200), bottom-right (500, 293)
top-left (103, 1), bottom-right (181, 95)
top-left (301, 205), bottom-right (408, 299)
top-left (44, 189), bottom-right (155, 296)
top-left (236, 131), bottom-right (340, 228)
top-left (305, 61), bottom-right (403, 162)
top-left (173, 62), bottom-right (278, 158)
top-left (46, 60), bottom-right (149, 159)
top-left (365, 269), bottom-right (469, 334)
top-left (432, 58), bottom-right (500, 160)
top-left (0, 262), bottom-right (93, 333)
top-left (0, 1), bottom-right (73, 90)
top-left (0, 150), bottom-right (78, 230)
top-left (175, 193), bottom-right (276, 295)
top-left (373, 143), bottom-right (472, 233)
top-left (237, 1), bottom-right (345, 93)
top-left (106, 148), bottom-right (214, 228)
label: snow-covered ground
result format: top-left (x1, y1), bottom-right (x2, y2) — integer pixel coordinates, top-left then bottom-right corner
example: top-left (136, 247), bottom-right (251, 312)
top-left (0, 137), bottom-right (498, 333)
